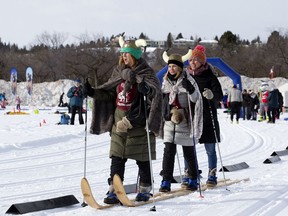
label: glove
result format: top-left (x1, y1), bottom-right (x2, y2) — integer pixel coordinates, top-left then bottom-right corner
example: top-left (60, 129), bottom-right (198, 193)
top-left (170, 108), bottom-right (183, 124)
top-left (121, 69), bottom-right (136, 83)
top-left (116, 116), bottom-right (133, 133)
top-left (83, 79), bottom-right (93, 97)
top-left (138, 80), bottom-right (150, 95)
top-left (203, 88), bottom-right (214, 100)
top-left (73, 89), bottom-right (79, 96)
top-left (182, 78), bottom-right (195, 94)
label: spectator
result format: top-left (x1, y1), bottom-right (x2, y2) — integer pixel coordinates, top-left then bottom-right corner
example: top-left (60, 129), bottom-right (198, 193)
top-left (242, 89), bottom-right (251, 120)
top-left (58, 92), bottom-right (65, 107)
top-left (275, 89), bottom-right (283, 119)
top-left (67, 79), bottom-right (84, 125)
top-left (15, 96), bottom-right (21, 111)
top-left (267, 84), bottom-right (279, 123)
top-left (228, 84), bottom-right (243, 124)
top-left (248, 90), bottom-right (259, 121)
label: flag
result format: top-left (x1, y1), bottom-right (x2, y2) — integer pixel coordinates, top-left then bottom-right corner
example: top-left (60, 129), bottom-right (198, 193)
top-left (26, 67), bottom-right (33, 96)
top-left (10, 68), bottom-right (17, 95)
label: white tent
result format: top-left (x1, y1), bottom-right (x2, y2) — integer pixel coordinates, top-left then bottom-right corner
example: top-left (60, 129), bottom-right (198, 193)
top-left (278, 83), bottom-right (288, 108)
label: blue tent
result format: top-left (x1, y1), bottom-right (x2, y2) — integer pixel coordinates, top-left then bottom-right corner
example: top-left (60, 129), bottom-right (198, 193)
top-left (156, 57), bottom-right (242, 90)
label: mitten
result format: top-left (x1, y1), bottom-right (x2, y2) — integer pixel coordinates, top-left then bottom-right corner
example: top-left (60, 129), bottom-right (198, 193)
top-left (170, 108), bottom-right (183, 124)
top-left (182, 78), bottom-right (195, 94)
top-left (116, 116), bottom-right (133, 133)
top-left (121, 69), bottom-right (136, 83)
top-left (203, 88), bottom-right (214, 100)
top-left (138, 80), bottom-right (150, 95)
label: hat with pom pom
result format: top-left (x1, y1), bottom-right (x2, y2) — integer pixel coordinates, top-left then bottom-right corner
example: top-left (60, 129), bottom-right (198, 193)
top-left (191, 45), bottom-right (206, 64)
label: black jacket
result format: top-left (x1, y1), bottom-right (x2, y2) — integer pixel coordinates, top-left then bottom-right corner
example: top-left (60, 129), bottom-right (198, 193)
top-left (190, 66), bottom-right (223, 143)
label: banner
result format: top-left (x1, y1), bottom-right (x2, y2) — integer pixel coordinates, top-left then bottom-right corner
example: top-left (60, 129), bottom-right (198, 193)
top-left (10, 68), bottom-right (17, 95)
top-left (26, 67), bottom-right (33, 96)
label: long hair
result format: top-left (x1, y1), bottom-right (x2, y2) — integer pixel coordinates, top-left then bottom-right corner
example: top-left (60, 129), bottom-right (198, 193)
top-left (118, 54), bottom-right (137, 69)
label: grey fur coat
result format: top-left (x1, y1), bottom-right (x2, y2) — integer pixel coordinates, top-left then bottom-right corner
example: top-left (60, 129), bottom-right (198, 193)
top-left (161, 70), bottom-right (203, 146)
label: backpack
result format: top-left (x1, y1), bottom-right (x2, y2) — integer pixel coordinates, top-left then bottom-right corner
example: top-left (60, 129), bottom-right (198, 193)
top-left (60, 113), bottom-right (70, 125)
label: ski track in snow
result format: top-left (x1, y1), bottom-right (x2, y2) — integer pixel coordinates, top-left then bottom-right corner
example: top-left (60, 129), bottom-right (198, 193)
top-left (1, 109), bottom-right (288, 215)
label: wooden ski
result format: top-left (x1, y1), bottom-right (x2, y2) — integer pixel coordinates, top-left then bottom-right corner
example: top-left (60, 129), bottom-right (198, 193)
top-left (113, 175), bottom-right (250, 207)
top-left (83, 175), bottom-right (250, 209)
top-left (81, 177), bottom-right (113, 209)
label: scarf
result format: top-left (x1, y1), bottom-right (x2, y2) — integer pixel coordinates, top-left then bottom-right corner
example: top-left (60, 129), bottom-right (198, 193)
top-left (187, 63), bottom-right (209, 76)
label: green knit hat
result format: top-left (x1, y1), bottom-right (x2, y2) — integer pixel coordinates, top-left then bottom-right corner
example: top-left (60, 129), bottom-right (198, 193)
top-left (120, 40), bottom-right (142, 59)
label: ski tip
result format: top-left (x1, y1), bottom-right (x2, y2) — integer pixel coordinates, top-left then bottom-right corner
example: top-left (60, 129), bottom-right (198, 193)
top-left (150, 206), bottom-right (156, 211)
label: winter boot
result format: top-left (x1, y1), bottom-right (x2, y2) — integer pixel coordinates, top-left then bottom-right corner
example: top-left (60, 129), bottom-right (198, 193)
top-left (159, 180), bottom-right (171, 192)
top-left (186, 178), bottom-right (198, 191)
top-left (135, 183), bottom-right (152, 202)
top-left (103, 185), bottom-right (119, 204)
top-left (206, 168), bottom-right (217, 187)
top-left (181, 169), bottom-right (189, 188)
top-left (181, 177), bottom-right (189, 188)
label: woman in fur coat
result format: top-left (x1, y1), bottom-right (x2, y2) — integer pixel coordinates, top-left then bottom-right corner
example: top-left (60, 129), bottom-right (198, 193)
top-left (159, 49), bottom-right (203, 192)
top-left (84, 36), bottom-right (162, 204)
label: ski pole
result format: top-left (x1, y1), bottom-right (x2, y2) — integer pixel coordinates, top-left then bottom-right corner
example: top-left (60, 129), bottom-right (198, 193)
top-left (81, 94), bottom-right (89, 207)
top-left (143, 91), bottom-right (156, 212)
top-left (174, 123), bottom-right (183, 183)
top-left (187, 93), bottom-right (203, 198)
top-left (208, 101), bottom-right (229, 191)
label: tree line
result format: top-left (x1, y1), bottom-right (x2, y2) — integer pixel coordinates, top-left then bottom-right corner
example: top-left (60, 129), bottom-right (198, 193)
top-left (0, 30), bottom-right (287, 87)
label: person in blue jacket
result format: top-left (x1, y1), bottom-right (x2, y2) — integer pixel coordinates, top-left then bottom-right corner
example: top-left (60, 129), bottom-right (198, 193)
top-left (67, 79), bottom-right (84, 125)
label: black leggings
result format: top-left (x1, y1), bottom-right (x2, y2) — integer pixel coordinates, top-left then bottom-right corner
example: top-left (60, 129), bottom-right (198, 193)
top-left (162, 143), bottom-right (198, 180)
top-left (108, 156), bottom-right (151, 186)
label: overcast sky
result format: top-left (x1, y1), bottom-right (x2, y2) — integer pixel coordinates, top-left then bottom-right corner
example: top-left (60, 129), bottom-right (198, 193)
top-left (1, 0), bottom-right (287, 48)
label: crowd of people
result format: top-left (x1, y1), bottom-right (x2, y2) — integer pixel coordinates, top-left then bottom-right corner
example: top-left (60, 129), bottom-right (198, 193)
top-left (222, 81), bottom-right (283, 124)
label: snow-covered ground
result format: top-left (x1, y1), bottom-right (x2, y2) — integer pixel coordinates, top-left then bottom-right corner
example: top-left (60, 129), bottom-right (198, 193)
top-left (1, 103), bottom-right (288, 216)
top-left (1, 76), bottom-right (288, 215)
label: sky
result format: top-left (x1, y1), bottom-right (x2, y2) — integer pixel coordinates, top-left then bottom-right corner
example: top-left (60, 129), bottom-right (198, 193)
top-left (1, 79), bottom-right (288, 216)
top-left (1, 0), bottom-right (288, 48)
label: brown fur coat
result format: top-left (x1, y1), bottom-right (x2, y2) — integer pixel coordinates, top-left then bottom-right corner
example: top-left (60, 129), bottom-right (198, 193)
top-left (89, 58), bottom-right (162, 136)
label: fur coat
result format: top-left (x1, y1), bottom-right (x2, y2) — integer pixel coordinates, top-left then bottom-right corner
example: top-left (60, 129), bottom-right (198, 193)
top-left (161, 70), bottom-right (203, 145)
top-left (89, 58), bottom-right (162, 136)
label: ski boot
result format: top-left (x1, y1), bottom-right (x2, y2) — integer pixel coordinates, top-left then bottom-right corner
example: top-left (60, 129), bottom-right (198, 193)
top-left (181, 177), bottom-right (189, 188)
top-left (181, 169), bottom-right (189, 188)
top-left (159, 180), bottom-right (171, 192)
top-left (103, 185), bottom-right (119, 204)
top-left (186, 178), bottom-right (198, 191)
top-left (135, 183), bottom-right (152, 202)
top-left (206, 168), bottom-right (218, 188)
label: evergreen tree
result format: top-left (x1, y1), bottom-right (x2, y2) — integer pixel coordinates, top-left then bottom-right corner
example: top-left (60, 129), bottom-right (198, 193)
top-left (219, 31), bottom-right (237, 47)
top-left (176, 33), bottom-right (183, 40)
top-left (166, 32), bottom-right (173, 48)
